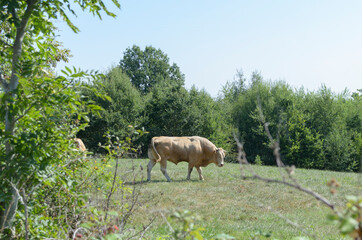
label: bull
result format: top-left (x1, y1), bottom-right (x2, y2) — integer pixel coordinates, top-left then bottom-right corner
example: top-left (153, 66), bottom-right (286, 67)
top-left (74, 138), bottom-right (86, 152)
top-left (147, 136), bottom-right (225, 182)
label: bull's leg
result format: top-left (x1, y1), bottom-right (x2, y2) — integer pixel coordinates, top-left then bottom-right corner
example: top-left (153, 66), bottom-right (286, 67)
top-left (196, 166), bottom-right (204, 181)
top-left (160, 160), bottom-right (171, 182)
top-left (147, 160), bottom-right (156, 181)
top-left (187, 163), bottom-right (193, 180)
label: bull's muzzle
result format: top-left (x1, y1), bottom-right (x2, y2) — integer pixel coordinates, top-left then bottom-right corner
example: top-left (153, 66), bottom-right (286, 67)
top-left (218, 163), bottom-right (224, 167)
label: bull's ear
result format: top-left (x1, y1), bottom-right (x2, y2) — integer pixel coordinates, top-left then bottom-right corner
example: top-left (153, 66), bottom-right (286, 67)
top-left (219, 148), bottom-right (226, 154)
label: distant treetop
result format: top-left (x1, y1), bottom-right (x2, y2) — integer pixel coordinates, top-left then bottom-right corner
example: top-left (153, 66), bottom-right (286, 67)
top-left (119, 45), bottom-right (184, 94)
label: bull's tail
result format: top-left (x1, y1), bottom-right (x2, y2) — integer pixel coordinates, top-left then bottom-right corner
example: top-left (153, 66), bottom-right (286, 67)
top-left (148, 137), bottom-right (161, 162)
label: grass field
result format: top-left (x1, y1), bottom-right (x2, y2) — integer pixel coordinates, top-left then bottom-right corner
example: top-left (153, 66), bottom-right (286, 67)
top-left (103, 158), bottom-right (361, 239)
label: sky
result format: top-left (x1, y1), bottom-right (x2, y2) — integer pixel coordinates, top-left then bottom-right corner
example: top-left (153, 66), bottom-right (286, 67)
top-left (55, 0), bottom-right (362, 97)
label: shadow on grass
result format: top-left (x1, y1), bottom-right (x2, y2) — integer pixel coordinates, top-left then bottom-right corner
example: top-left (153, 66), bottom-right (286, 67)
top-left (124, 178), bottom-right (201, 185)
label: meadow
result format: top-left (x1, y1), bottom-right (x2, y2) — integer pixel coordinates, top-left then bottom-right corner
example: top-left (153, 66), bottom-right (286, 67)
top-left (100, 158), bottom-right (361, 239)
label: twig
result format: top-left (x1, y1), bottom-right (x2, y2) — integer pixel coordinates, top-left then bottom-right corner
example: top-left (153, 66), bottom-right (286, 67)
top-left (104, 157), bottom-right (119, 222)
top-left (13, 103), bottom-right (36, 123)
top-left (235, 103), bottom-right (337, 213)
top-left (258, 203), bottom-right (316, 239)
top-left (160, 211), bottom-right (174, 233)
top-left (21, 188), bottom-right (29, 240)
top-left (124, 216), bottom-right (155, 240)
top-left (119, 170), bottom-right (142, 233)
top-left (138, 220), bottom-right (154, 240)
top-left (0, 38), bottom-right (12, 48)
top-left (0, 181), bottom-right (22, 231)
top-left (245, 174), bottom-right (335, 211)
top-left (72, 227), bottom-right (84, 240)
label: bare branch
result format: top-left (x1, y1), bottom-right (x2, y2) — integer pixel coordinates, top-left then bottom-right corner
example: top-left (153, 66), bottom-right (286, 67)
top-left (0, 181), bottom-right (21, 230)
top-left (72, 227), bottom-right (84, 240)
top-left (158, 210), bottom-right (174, 233)
top-left (21, 189), bottom-right (29, 240)
top-left (243, 173), bottom-right (336, 211)
top-left (104, 156), bottom-right (119, 222)
top-left (13, 103), bottom-right (35, 124)
top-left (235, 98), bottom-right (337, 212)
top-left (234, 136), bottom-right (257, 178)
top-left (256, 97), bottom-right (285, 168)
top-left (0, 38), bottom-right (12, 48)
top-left (259, 203), bottom-right (316, 239)
top-left (124, 216), bottom-right (155, 240)
top-left (234, 131), bottom-right (336, 212)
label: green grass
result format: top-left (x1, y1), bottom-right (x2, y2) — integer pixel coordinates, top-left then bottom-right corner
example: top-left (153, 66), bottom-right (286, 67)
top-left (107, 158), bottom-right (361, 239)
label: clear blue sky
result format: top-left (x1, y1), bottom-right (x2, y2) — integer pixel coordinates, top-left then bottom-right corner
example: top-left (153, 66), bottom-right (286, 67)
top-left (55, 0), bottom-right (362, 97)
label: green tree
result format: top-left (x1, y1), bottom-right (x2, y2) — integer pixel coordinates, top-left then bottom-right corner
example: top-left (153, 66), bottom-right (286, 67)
top-left (347, 89), bottom-right (362, 171)
top-left (302, 87), bottom-right (361, 171)
top-left (187, 86), bottom-right (215, 138)
top-left (304, 86), bottom-right (339, 137)
top-left (213, 70), bottom-right (247, 160)
top-left (79, 67), bottom-right (144, 152)
top-left (285, 108), bottom-right (326, 169)
top-left (0, 0), bottom-right (120, 233)
top-left (227, 71), bottom-right (360, 171)
top-left (120, 45), bottom-right (184, 94)
top-left (145, 80), bottom-right (190, 137)
top-left (231, 73), bottom-right (302, 165)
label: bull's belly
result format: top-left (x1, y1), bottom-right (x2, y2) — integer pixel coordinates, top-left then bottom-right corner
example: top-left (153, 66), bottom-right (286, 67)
top-left (167, 158), bottom-right (188, 165)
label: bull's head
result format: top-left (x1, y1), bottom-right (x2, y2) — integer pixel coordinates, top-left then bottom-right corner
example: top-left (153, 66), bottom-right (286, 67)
top-left (215, 148), bottom-right (225, 167)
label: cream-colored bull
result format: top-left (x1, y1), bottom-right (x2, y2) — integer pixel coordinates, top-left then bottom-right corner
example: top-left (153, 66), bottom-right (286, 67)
top-left (74, 138), bottom-right (86, 152)
top-left (147, 136), bottom-right (225, 182)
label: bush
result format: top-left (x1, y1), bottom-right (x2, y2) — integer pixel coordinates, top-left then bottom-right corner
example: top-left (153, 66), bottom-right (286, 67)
top-left (254, 155), bottom-right (263, 166)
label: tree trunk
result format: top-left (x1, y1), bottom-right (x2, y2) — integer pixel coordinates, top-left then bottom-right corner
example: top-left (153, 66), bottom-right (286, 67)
top-left (0, 0), bottom-right (38, 230)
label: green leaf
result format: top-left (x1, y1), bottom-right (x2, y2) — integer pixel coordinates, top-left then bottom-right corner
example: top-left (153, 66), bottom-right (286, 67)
top-left (340, 217), bottom-right (358, 234)
top-left (105, 234), bottom-right (121, 240)
top-left (61, 69), bottom-right (69, 76)
top-left (65, 66), bottom-right (72, 74)
top-left (190, 230), bottom-right (204, 240)
top-left (83, 115), bottom-right (90, 122)
top-left (80, 222), bottom-right (96, 229)
top-left (327, 214), bottom-right (339, 221)
top-left (107, 211), bottom-right (119, 217)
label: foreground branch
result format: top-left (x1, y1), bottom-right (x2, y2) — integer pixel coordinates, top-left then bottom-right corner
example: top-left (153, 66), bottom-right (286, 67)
top-left (235, 136), bottom-right (336, 212)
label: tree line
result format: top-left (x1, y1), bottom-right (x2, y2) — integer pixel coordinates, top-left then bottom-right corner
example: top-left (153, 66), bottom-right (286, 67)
top-left (79, 45), bottom-right (361, 172)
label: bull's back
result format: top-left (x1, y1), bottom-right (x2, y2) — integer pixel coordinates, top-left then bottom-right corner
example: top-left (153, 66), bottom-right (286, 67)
top-left (153, 136), bottom-right (203, 163)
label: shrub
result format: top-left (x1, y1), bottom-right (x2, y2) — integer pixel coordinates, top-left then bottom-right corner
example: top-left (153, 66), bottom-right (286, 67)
top-left (254, 155), bottom-right (263, 166)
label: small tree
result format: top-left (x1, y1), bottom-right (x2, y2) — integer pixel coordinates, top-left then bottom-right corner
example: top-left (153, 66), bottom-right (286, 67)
top-left (0, 0), bottom-right (120, 233)
top-left (285, 108), bottom-right (325, 169)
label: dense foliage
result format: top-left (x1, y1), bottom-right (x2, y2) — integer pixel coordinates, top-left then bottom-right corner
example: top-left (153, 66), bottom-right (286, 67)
top-left (81, 47), bottom-right (361, 172)
top-left (0, 0), bottom-right (124, 237)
